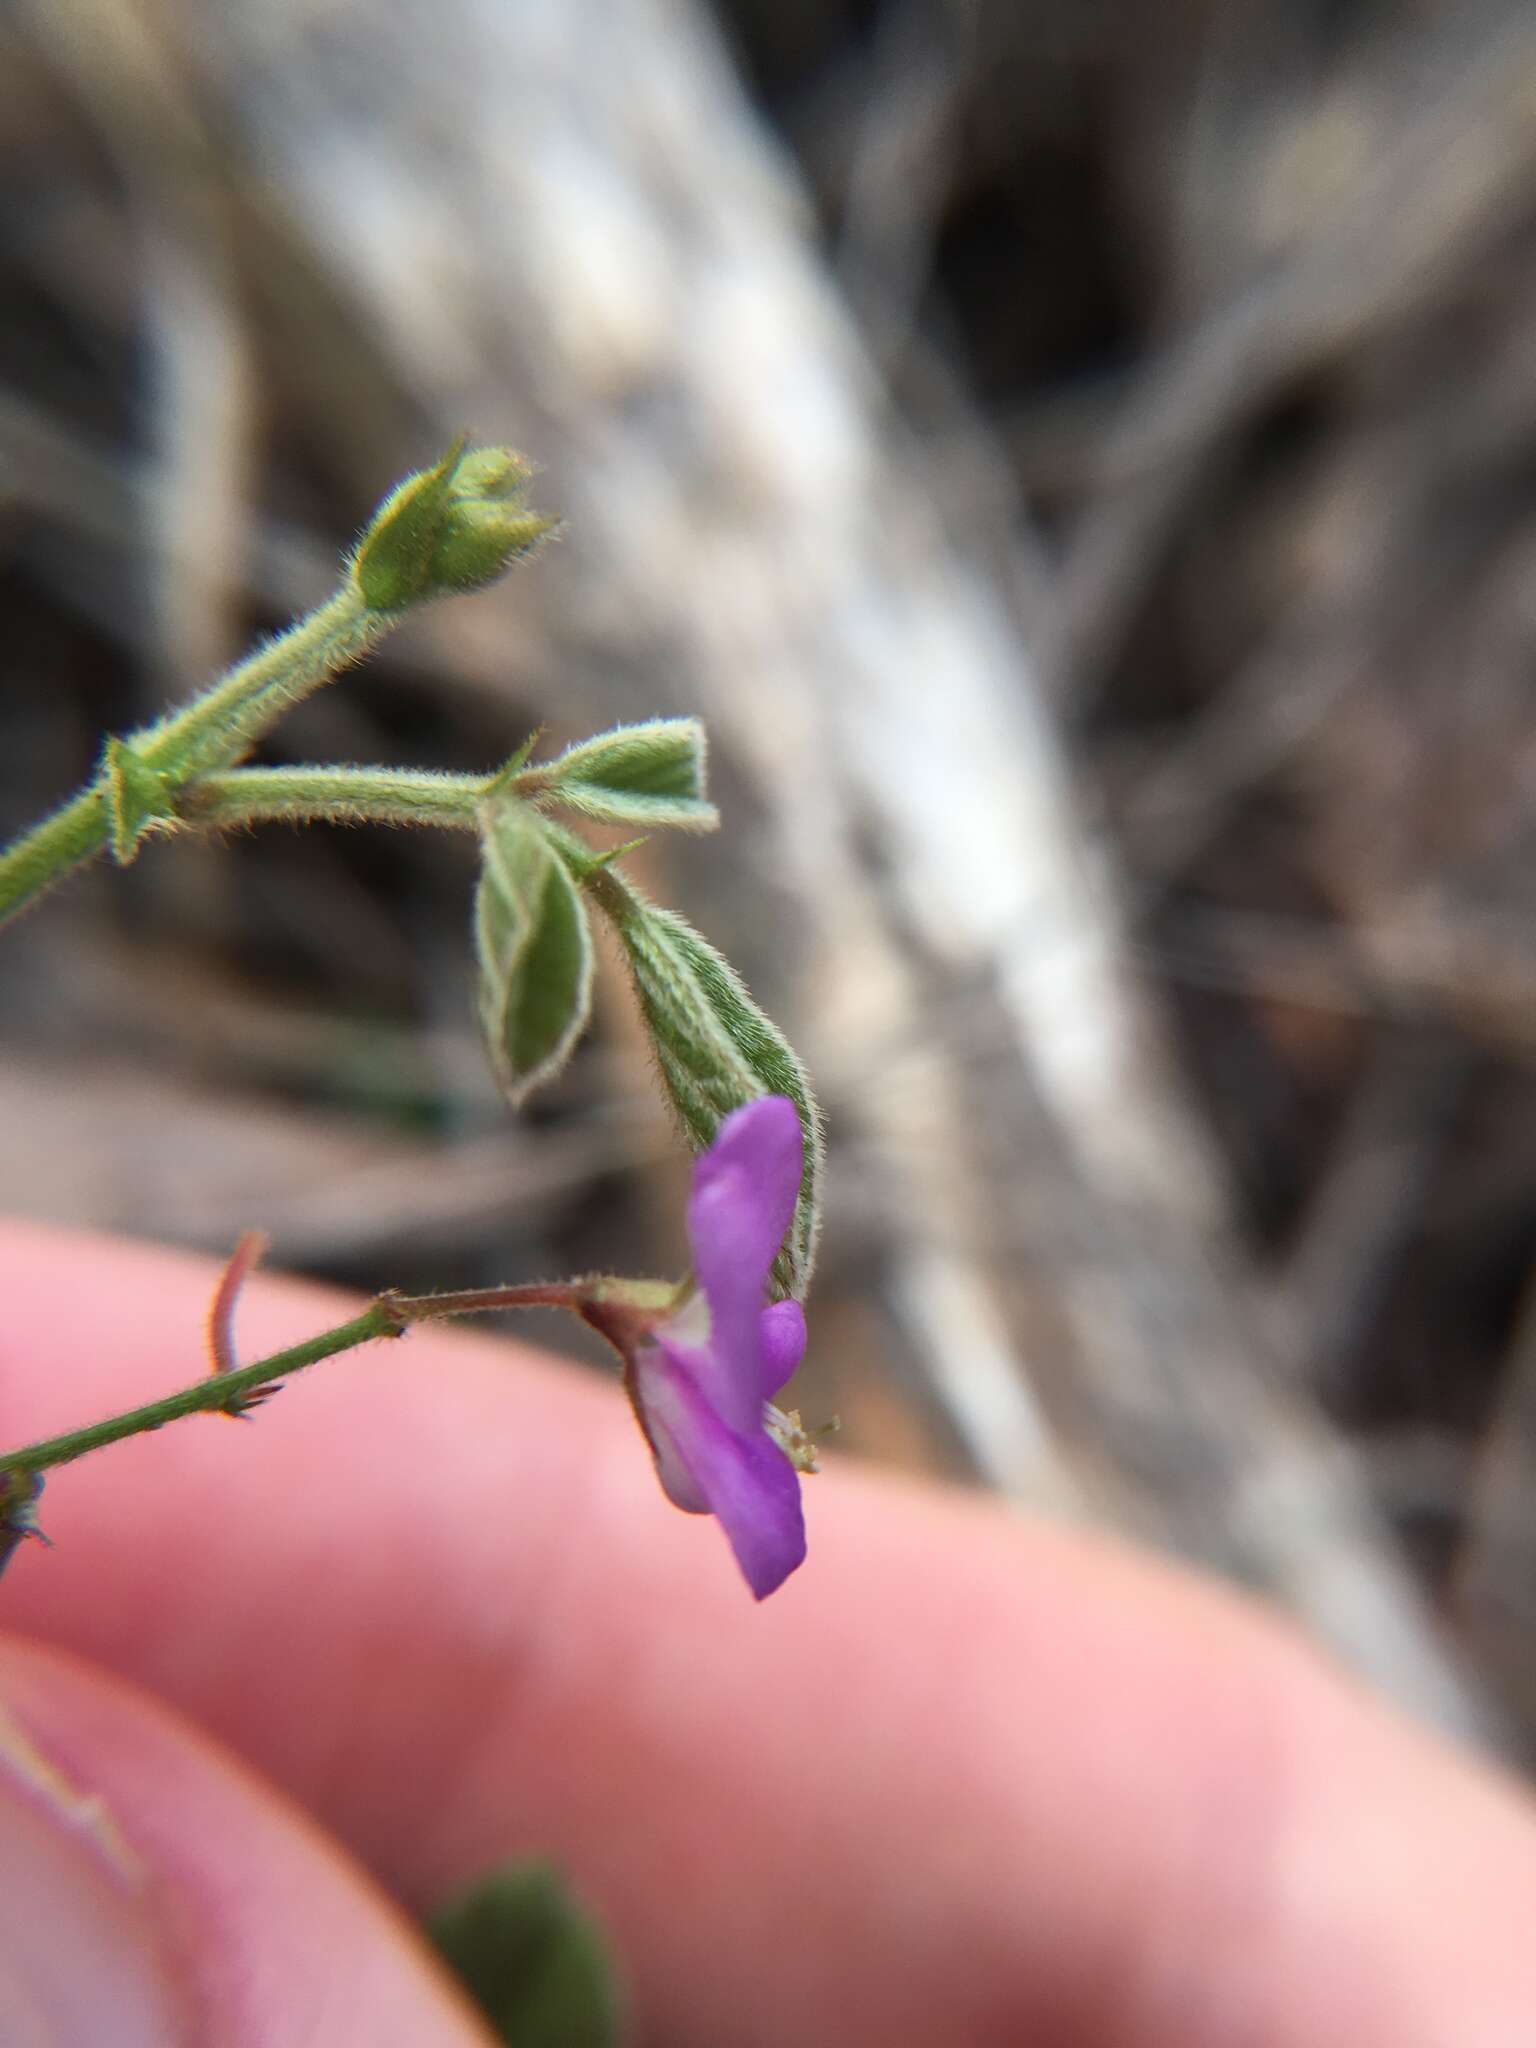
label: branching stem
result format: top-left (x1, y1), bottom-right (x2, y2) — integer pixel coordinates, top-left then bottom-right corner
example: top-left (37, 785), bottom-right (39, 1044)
top-left (0, 586), bottom-right (394, 927)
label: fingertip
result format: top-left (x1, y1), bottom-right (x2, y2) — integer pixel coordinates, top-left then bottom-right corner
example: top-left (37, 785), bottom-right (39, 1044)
top-left (0, 1636), bottom-right (494, 2048)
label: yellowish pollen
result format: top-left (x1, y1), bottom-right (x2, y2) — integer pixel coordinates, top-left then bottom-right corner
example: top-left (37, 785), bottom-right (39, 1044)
top-left (765, 1403), bottom-right (837, 1474)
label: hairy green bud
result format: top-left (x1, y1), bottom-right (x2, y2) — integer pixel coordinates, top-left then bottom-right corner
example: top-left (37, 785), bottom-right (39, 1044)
top-left (353, 442), bottom-right (556, 611)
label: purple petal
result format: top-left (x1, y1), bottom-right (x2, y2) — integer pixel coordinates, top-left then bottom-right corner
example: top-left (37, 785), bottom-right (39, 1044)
top-left (630, 1343), bottom-right (710, 1514)
top-left (693, 1095), bottom-right (805, 1247)
top-left (637, 1338), bottom-right (807, 1599)
top-left (759, 1299), bottom-right (806, 1397)
top-left (685, 1097), bottom-right (803, 1431)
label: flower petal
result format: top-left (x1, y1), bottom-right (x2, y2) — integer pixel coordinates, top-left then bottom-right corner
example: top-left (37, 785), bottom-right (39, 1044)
top-left (685, 1097), bottom-right (804, 1431)
top-left (759, 1299), bottom-right (806, 1397)
top-left (691, 1097), bottom-right (803, 1276)
top-left (638, 1339), bottom-right (807, 1599)
top-left (629, 1343), bottom-right (710, 1513)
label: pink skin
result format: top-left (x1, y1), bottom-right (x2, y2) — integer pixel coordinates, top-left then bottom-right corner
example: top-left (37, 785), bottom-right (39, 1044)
top-left (0, 1642), bottom-right (494, 2045)
top-left (4, 1219), bottom-right (1536, 2045)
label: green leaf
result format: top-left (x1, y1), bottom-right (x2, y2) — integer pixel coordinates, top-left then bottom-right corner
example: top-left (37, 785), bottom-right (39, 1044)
top-left (428, 1860), bottom-right (622, 2048)
top-left (475, 803), bottom-right (594, 1105)
top-left (589, 872), bottom-right (822, 1297)
top-left (535, 719), bottom-right (718, 831)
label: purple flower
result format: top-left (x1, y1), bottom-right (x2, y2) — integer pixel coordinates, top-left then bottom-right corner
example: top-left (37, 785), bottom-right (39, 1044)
top-left (625, 1095), bottom-right (814, 1599)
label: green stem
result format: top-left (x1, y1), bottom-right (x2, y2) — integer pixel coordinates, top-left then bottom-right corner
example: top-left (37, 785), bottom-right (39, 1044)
top-left (0, 1301), bottom-right (402, 1479)
top-left (391, 1282), bottom-right (587, 1321)
top-left (181, 765), bottom-right (491, 833)
top-left (137, 587), bottom-right (387, 781)
top-left (579, 860), bottom-right (634, 922)
top-left (0, 785), bottom-right (109, 926)
top-left (0, 1281), bottom-right (624, 1485)
top-left (0, 586), bottom-right (396, 929)
top-left (390, 1278), bottom-right (677, 1371)
top-left (540, 822), bottom-right (643, 909)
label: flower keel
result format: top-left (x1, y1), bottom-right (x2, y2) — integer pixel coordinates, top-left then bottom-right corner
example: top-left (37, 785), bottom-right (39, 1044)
top-left (633, 1336), bottom-right (807, 1598)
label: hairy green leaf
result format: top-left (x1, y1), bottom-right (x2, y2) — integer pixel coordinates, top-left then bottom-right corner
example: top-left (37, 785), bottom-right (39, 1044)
top-left (475, 804), bottom-right (593, 1105)
top-left (536, 719), bottom-right (717, 830)
top-left (589, 870), bottom-right (822, 1297)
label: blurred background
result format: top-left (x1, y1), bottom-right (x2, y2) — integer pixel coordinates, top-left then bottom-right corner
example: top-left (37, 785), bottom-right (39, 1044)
top-left (4, 0), bottom-right (1536, 1756)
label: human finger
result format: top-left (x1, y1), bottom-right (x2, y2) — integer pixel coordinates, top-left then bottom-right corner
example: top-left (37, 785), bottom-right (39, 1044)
top-left (0, 1632), bottom-right (495, 2045)
top-left (4, 1220), bottom-right (1536, 2047)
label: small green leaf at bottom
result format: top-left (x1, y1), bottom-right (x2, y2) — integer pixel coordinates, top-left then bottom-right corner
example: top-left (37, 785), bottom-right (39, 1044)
top-left (428, 1859), bottom-right (623, 2048)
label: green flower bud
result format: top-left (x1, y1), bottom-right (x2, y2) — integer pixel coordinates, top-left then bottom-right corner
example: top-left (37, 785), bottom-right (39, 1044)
top-left (352, 441), bottom-right (557, 611)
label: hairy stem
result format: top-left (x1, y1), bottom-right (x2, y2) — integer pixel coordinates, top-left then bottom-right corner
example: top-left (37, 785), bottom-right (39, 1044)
top-left (0, 585), bottom-right (396, 928)
top-left (0, 1301), bottom-right (402, 1478)
top-left (0, 785), bottom-right (110, 927)
top-left (137, 587), bottom-right (386, 781)
top-left (0, 1281), bottom-right (612, 1485)
top-left (391, 1282), bottom-right (588, 1320)
top-left (181, 765), bottom-right (490, 833)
